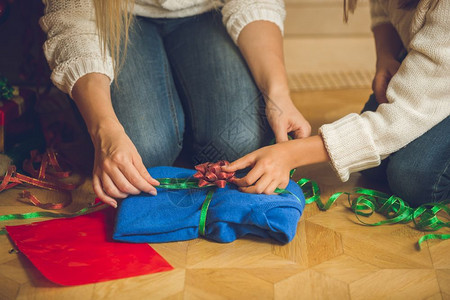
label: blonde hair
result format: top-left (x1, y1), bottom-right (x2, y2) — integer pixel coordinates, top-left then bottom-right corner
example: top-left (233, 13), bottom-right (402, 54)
top-left (93, 0), bottom-right (135, 80)
top-left (343, 0), bottom-right (420, 22)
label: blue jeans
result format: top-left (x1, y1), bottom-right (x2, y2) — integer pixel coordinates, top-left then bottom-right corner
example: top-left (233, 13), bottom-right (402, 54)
top-left (110, 11), bottom-right (272, 167)
top-left (360, 95), bottom-right (450, 207)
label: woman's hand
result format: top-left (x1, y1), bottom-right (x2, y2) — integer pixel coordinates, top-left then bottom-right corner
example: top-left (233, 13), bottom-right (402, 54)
top-left (372, 56), bottom-right (401, 104)
top-left (222, 136), bottom-right (329, 194)
top-left (265, 95), bottom-right (311, 142)
top-left (71, 73), bottom-right (159, 208)
top-left (91, 119), bottom-right (159, 207)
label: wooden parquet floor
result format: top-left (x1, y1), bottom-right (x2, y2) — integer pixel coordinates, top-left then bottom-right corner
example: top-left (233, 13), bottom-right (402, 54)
top-left (0, 89), bottom-right (449, 299)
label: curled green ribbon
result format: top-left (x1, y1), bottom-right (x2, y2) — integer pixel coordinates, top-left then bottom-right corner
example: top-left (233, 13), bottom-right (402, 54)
top-left (299, 180), bottom-right (450, 250)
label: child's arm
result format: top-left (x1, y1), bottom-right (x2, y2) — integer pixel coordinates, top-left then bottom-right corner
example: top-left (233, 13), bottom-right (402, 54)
top-left (222, 136), bottom-right (329, 194)
top-left (372, 23), bottom-right (403, 104)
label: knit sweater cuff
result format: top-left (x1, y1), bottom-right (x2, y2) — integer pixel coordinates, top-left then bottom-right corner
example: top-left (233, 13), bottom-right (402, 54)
top-left (50, 57), bottom-right (114, 98)
top-left (226, 8), bottom-right (285, 44)
top-left (319, 113), bottom-right (381, 182)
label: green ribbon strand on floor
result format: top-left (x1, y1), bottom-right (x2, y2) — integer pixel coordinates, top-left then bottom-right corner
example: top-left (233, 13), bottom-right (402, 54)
top-left (0, 202), bottom-right (105, 235)
top-left (297, 178), bottom-right (342, 210)
top-left (298, 178), bottom-right (450, 250)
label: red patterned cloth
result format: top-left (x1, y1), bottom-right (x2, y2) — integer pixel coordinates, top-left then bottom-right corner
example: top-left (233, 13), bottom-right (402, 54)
top-left (193, 160), bottom-right (235, 188)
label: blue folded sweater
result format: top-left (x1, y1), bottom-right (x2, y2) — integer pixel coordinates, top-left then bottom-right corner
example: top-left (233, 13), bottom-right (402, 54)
top-left (113, 166), bottom-right (305, 244)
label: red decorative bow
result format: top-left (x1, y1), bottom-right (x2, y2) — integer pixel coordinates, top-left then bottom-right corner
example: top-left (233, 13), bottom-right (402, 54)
top-left (193, 160), bottom-right (235, 188)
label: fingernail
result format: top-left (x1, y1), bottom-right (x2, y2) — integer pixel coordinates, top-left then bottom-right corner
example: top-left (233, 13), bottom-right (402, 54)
top-left (150, 190), bottom-right (157, 196)
top-left (111, 202), bottom-right (117, 208)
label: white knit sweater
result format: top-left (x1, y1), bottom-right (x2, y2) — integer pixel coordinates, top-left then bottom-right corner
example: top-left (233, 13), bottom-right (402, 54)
top-left (39, 0), bottom-right (285, 96)
top-left (319, 0), bottom-right (450, 182)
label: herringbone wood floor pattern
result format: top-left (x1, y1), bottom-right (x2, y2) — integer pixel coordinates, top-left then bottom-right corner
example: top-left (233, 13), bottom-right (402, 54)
top-left (0, 89), bottom-right (449, 299)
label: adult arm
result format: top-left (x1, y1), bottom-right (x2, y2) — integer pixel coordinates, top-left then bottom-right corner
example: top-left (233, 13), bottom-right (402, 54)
top-left (71, 74), bottom-right (159, 208)
top-left (40, 0), bottom-right (158, 207)
top-left (222, 0), bottom-right (311, 142)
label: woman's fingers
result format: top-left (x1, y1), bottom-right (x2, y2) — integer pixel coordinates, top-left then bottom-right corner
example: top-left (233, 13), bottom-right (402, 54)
top-left (107, 167), bottom-right (141, 195)
top-left (101, 172), bottom-right (130, 198)
top-left (118, 163), bottom-right (157, 195)
top-left (135, 158), bottom-right (160, 187)
top-left (93, 175), bottom-right (118, 208)
top-left (273, 123), bottom-right (289, 143)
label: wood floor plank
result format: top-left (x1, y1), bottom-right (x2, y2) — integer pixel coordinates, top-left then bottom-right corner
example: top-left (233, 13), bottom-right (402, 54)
top-left (429, 233), bottom-right (450, 269)
top-left (271, 220), bottom-right (309, 267)
top-left (349, 269), bottom-right (441, 300)
top-left (151, 241), bottom-right (190, 269)
top-left (16, 282), bottom-right (95, 300)
top-left (92, 269), bottom-right (185, 300)
top-left (436, 269), bottom-right (450, 295)
top-left (304, 220), bottom-right (343, 267)
top-left (184, 269), bottom-right (273, 299)
top-left (312, 254), bottom-right (379, 284)
top-left (274, 269), bottom-right (350, 299)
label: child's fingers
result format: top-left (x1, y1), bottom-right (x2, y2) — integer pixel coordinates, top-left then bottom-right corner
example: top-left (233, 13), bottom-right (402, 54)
top-left (232, 164), bottom-right (264, 187)
top-left (223, 154), bottom-right (255, 172)
top-left (373, 74), bottom-right (389, 104)
top-left (238, 174), bottom-right (271, 194)
top-left (264, 180), bottom-right (280, 195)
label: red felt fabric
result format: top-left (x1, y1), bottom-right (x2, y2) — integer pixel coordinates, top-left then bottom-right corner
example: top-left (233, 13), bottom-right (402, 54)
top-left (6, 208), bottom-right (173, 286)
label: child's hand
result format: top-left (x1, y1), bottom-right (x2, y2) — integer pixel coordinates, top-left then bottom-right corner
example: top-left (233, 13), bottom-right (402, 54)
top-left (372, 56), bottom-right (401, 104)
top-left (222, 142), bottom-right (295, 194)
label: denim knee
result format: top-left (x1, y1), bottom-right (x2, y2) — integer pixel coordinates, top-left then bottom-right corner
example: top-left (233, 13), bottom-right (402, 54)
top-left (387, 156), bottom-right (449, 207)
top-left (386, 117), bottom-right (450, 207)
top-left (190, 98), bottom-right (272, 164)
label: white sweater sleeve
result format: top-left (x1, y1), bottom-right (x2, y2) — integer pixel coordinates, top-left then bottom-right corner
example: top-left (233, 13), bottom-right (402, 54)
top-left (370, 0), bottom-right (390, 29)
top-left (319, 0), bottom-right (450, 182)
top-left (221, 0), bottom-right (286, 44)
top-left (39, 0), bottom-right (114, 97)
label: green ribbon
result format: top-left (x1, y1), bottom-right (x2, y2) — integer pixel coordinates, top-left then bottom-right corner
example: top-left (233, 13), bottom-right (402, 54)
top-left (198, 189), bottom-right (215, 236)
top-left (157, 178), bottom-right (208, 190)
top-left (299, 180), bottom-right (450, 250)
top-left (0, 202), bottom-right (105, 235)
top-left (155, 178), bottom-right (217, 236)
top-left (1, 175), bottom-right (448, 250)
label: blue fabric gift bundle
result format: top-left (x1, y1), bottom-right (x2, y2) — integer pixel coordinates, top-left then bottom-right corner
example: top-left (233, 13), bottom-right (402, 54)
top-left (113, 166), bottom-right (305, 244)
